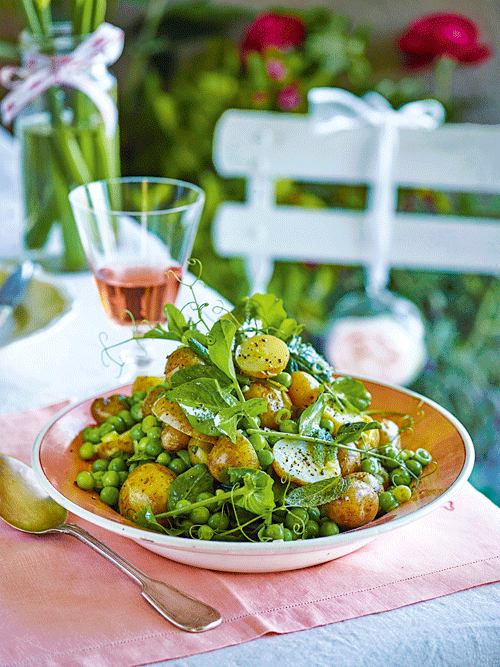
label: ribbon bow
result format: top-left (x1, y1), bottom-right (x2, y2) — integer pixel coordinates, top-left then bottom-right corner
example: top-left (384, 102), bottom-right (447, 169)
top-left (0, 23), bottom-right (124, 136)
top-left (307, 88), bottom-right (446, 295)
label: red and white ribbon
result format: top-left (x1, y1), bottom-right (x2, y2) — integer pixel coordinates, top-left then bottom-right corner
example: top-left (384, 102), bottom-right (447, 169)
top-left (0, 23), bottom-right (124, 136)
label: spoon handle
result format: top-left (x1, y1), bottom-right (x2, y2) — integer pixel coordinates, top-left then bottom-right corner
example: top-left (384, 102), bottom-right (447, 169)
top-left (59, 522), bottom-right (222, 632)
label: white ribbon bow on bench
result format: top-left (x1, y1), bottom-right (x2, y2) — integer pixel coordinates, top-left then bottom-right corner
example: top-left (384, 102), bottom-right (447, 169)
top-left (308, 88), bottom-right (446, 295)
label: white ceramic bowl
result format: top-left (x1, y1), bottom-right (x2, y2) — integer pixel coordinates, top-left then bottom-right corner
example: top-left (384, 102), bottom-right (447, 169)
top-left (32, 380), bottom-right (474, 572)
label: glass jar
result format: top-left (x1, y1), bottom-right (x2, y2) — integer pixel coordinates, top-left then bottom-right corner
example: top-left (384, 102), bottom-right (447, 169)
top-left (15, 23), bottom-right (120, 272)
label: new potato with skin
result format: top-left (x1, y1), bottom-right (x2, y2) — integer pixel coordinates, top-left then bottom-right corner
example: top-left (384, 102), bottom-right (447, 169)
top-left (236, 334), bottom-right (289, 379)
top-left (118, 462), bottom-right (177, 518)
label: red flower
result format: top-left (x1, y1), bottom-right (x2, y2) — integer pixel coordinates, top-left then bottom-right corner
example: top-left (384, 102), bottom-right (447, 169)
top-left (241, 12), bottom-right (305, 57)
top-left (398, 13), bottom-right (492, 68)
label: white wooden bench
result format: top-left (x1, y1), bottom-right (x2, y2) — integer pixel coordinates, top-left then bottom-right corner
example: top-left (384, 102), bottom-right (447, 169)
top-left (212, 103), bottom-right (500, 294)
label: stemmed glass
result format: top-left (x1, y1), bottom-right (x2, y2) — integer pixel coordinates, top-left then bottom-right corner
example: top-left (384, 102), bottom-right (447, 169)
top-left (69, 177), bottom-right (205, 378)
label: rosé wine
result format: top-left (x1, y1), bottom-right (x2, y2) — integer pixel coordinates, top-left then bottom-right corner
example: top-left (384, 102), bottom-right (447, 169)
top-left (94, 265), bottom-right (182, 325)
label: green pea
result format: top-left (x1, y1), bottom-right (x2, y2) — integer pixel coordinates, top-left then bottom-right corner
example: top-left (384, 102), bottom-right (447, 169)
top-left (400, 449), bottom-right (413, 461)
top-left (130, 423), bottom-right (145, 441)
top-left (92, 458), bottom-right (109, 473)
top-left (76, 471), bottom-right (94, 490)
top-left (285, 508), bottom-right (308, 532)
top-left (146, 426), bottom-right (162, 439)
top-left (118, 409), bottom-right (134, 428)
top-left (279, 419), bottom-right (299, 434)
top-left (169, 458), bottom-right (189, 475)
top-left (131, 390), bottom-right (147, 403)
top-left (141, 415), bottom-right (158, 432)
top-left (145, 439), bottom-right (163, 458)
top-left (413, 448), bottom-right (432, 466)
top-left (197, 524), bottom-right (214, 540)
top-left (156, 451), bottom-right (172, 466)
top-left (257, 448), bottom-right (274, 468)
top-left (273, 371), bottom-right (292, 388)
top-left (79, 441), bottom-right (96, 461)
top-left (118, 471), bottom-right (128, 485)
top-left (406, 459), bottom-right (423, 477)
top-left (179, 519), bottom-right (194, 534)
top-left (101, 470), bottom-right (120, 488)
top-left (207, 512), bottom-right (229, 531)
top-left (92, 471), bottom-right (104, 490)
top-left (81, 426), bottom-right (94, 442)
top-left (283, 528), bottom-right (294, 541)
top-left (108, 457), bottom-right (127, 472)
top-left (249, 433), bottom-right (268, 451)
top-left (98, 422), bottom-right (115, 437)
top-left (100, 486), bottom-right (119, 506)
top-left (107, 416), bottom-right (125, 434)
top-left (378, 490), bottom-right (399, 513)
top-left (389, 467), bottom-right (412, 487)
top-left (177, 450), bottom-right (192, 467)
top-left (264, 523), bottom-right (285, 541)
top-left (392, 485), bottom-right (412, 503)
top-left (360, 457), bottom-right (381, 475)
top-left (189, 506), bottom-right (211, 525)
top-left (175, 499), bottom-right (191, 512)
top-left (319, 520), bottom-right (340, 537)
top-left (85, 427), bottom-right (101, 444)
top-left (307, 506), bottom-right (321, 522)
top-left (305, 520), bottom-right (320, 539)
top-left (192, 493), bottom-right (211, 505)
top-left (130, 403), bottom-right (143, 422)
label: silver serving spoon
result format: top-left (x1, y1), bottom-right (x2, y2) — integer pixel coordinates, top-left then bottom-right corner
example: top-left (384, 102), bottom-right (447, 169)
top-left (0, 454), bottom-right (222, 633)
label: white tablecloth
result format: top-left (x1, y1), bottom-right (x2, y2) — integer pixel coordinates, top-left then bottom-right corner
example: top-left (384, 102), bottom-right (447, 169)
top-left (1, 270), bottom-right (500, 667)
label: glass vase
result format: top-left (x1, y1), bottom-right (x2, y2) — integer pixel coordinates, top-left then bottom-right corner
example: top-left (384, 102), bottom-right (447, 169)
top-left (15, 23), bottom-right (120, 272)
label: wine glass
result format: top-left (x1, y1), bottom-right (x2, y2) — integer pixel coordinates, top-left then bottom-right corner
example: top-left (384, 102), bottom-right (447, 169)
top-left (69, 177), bottom-right (205, 378)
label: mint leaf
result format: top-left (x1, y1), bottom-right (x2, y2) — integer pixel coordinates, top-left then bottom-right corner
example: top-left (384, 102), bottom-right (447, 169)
top-left (207, 319), bottom-right (237, 380)
top-left (285, 476), bottom-right (350, 508)
top-left (167, 464), bottom-right (214, 511)
top-left (330, 377), bottom-right (372, 412)
top-left (335, 420), bottom-right (380, 444)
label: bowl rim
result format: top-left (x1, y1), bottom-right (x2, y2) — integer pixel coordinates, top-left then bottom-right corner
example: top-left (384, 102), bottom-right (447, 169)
top-left (31, 379), bottom-right (475, 556)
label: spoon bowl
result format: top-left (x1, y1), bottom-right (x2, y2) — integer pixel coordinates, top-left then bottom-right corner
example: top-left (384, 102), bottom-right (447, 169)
top-left (0, 454), bottom-right (222, 632)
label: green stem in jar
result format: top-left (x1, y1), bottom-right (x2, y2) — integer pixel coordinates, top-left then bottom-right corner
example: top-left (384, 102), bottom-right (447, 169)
top-left (47, 142), bottom-right (87, 271)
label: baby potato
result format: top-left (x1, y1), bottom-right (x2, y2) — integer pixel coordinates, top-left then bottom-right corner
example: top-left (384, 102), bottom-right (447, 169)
top-left (118, 462), bottom-right (176, 519)
top-left (207, 431), bottom-right (260, 481)
top-left (243, 382), bottom-right (292, 430)
top-left (188, 438), bottom-right (213, 466)
top-left (164, 346), bottom-right (204, 385)
top-left (142, 385), bottom-right (165, 416)
top-left (378, 418), bottom-right (402, 448)
top-left (97, 430), bottom-right (134, 459)
top-left (322, 475), bottom-right (379, 530)
top-left (337, 446), bottom-right (361, 476)
top-left (236, 334), bottom-right (289, 379)
top-left (132, 376), bottom-right (165, 392)
top-left (347, 471), bottom-right (384, 494)
top-left (91, 394), bottom-right (128, 424)
top-left (153, 397), bottom-right (218, 444)
top-left (288, 371), bottom-right (320, 409)
top-left (161, 424), bottom-right (191, 452)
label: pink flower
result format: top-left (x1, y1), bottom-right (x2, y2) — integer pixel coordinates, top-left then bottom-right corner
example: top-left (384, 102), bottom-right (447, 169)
top-left (265, 58), bottom-right (288, 81)
top-left (241, 12), bottom-right (305, 57)
top-left (277, 84), bottom-right (302, 110)
top-left (398, 13), bottom-right (492, 68)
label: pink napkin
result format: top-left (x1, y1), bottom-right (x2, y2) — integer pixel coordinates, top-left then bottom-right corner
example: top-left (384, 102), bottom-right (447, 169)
top-left (1, 402), bottom-right (500, 667)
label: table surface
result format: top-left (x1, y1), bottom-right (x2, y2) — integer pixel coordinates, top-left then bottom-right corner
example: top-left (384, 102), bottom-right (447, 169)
top-left (1, 269), bottom-right (500, 667)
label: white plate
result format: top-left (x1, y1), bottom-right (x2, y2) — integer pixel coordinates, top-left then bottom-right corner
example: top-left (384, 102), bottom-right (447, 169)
top-left (31, 380), bottom-right (474, 572)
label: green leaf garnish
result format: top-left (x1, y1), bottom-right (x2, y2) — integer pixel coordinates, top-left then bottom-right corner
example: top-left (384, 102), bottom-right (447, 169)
top-left (285, 476), bottom-right (350, 508)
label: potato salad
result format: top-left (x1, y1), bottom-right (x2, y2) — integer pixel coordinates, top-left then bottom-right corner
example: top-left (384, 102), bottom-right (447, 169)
top-left (75, 292), bottom-right (434, 542)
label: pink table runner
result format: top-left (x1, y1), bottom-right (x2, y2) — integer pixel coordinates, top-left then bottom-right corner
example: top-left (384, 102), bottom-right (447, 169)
top-left (1, 402), bottom-right (500, 667)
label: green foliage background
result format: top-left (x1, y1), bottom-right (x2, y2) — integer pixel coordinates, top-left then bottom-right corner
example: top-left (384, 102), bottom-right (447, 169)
top-left (116, 3), bottom-right (500, 504)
